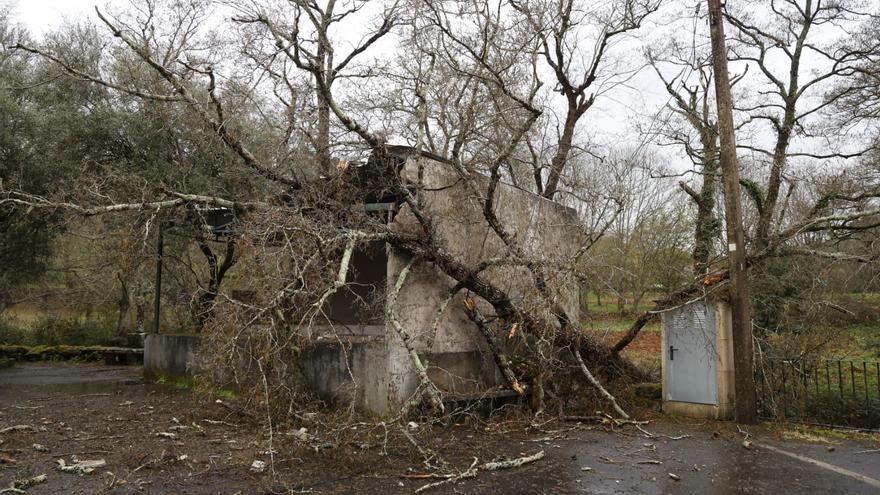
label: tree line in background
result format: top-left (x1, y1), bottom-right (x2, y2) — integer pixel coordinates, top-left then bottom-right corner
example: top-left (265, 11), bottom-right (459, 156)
top-left (1, 0), bottom-right (879, 417)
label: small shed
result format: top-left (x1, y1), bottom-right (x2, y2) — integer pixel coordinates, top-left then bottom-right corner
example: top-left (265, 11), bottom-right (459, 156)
top-left (661, 297), bottom-right (735, 420)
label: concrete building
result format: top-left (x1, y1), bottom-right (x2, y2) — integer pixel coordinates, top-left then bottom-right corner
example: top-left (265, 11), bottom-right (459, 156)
top-left (300, 146), bottom-right (583, 415)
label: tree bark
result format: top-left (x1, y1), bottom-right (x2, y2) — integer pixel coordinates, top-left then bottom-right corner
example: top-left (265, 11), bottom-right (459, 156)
top-left (195, 238), bottom-right (236, 328)
top-left (543, 104), bottom-right (580, 199)
top-left (115, 274), bottom-right (131, 336)
top-left (691, 138), bottom-right (718, 275)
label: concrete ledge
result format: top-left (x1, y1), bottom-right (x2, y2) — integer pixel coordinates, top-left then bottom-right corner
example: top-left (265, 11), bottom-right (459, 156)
top-left (663, 400), bottom-right (734, 420)
top-left (300, 337), bottom-right (390, 414)
top-left (144, 334), bottom-right (201, 380)
top-left (300, 337), bottom-right (503, 415)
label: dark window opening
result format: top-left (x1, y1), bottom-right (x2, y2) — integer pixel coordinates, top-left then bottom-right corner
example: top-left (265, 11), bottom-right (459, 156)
top-left (324, 241), bottom-right (387, 327)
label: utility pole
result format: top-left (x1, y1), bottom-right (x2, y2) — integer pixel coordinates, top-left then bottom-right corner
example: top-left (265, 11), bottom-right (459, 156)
top-left (707, 0), bottom-right (757, 423)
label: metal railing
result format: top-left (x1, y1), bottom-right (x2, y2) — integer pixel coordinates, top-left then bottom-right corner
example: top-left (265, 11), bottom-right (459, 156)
top-left (756, 357), bottom-right (880, 429)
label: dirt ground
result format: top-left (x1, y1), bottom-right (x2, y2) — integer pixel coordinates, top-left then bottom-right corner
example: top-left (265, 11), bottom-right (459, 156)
top-left (0, 363), bottom-right (878, 494)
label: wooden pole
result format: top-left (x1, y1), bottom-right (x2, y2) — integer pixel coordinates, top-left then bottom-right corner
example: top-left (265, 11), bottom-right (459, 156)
top-left (707, 0), bottom-right (757, 423)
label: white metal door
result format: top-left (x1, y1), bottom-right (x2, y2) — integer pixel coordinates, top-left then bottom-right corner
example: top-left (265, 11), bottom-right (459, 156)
top-left (666, 301), bottom-right (717, 405)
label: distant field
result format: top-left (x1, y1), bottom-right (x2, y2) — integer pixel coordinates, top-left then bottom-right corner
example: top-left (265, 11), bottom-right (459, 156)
top-left (581, 291), bottom-right (880, 373)
top-left (4, 302), bottom-right (91, 325)
top-left (582, 293), bottom-right (662, 372)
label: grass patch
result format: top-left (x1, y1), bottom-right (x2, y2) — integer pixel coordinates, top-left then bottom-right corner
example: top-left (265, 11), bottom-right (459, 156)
top-left (146, 371), bottom-right (195, 389)
top-left (583, 293), bottom-right (660, 316)
top-left (771, 423), bottom-right (880, 443)
top-left (215, 388), bottom-right (239, 399)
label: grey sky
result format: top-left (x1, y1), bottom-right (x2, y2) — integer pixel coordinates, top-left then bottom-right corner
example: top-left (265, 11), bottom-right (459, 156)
top-left (5, 0), bottom-right (112, 34)
top-left (4, 0), bottom-right (863, 176)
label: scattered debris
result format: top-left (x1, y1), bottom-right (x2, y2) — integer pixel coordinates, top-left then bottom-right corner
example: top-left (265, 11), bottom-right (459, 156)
top-left (57, 458), bottom-right (106, 475)
top-left (0, 425), bottom-right (44, 434)
top-left (580, 466), bottom-right (593, 472)
top-left (668, 473), bottom-right (680, 481)
top-left (0, 473), bottom-right (47, 494)
top-left (287, 427), bottom-right (312, 442)
top-left (636, 460), bottom-right (662, 465)
top-left (250, 460), bottom-right (266, 473)
top-left (737, 426), bottom-right (752, 450)
top-left (202, 419), bottom-right (237, 427)
top-left (155, 432), bottom-right (178, 440)
top-left (31, 444), bottom-right (48, 453)
top-left (16, 474), bottom-right (47, 489)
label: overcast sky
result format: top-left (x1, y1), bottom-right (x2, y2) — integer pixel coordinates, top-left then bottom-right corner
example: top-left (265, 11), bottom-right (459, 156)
top-left (4, 0), bottom-right (111, 34)
top-left (4, 0), bottom-right (673, 153)
top-left (3, 0), bottom-right (862, 175)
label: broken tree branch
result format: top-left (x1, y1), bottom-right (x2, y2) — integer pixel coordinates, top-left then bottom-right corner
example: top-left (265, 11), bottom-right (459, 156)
top-left (573, 348), bottom-right (629, 419)
top-left (463, 298), bottom-right (526, 395)
top-left (415, 450), bottom-right (545, 493)
top-left (387, 258), bottom-right (444, 414)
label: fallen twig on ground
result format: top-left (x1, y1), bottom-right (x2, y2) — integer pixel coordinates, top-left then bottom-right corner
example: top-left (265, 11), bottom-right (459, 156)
top-left (633, 424), bottom-right (690, 440)
top-left (414, 450), bottom-right (545, 493)
top-left (737, 425), bottom-right (752, 449)
top-left (0, 473), bottom-right (47, 494)
top-left (57, 458), bottom-right (106, 475)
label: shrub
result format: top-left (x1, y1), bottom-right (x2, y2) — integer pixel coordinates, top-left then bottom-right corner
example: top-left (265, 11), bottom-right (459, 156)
top-left (0, 321), bottom-right (30, 345)
top-left (29, 316), bottom-right (115, 347)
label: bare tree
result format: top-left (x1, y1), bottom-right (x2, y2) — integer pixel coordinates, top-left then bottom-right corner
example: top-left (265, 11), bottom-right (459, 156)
top-left (646, 45), bottom-right (724, 275)
top-left (510, 0), bottom-right (659, 199)
top-left (725, 0), bottom-right (878, 247)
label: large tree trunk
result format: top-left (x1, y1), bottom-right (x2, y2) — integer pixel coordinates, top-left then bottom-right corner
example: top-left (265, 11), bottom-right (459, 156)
top-left (542, 104), bottom-right (579, 199)
top-left (691, 137), bottom-right (718, 275)
top-left (115, 274), bottom-right (131, 336)
top-left (316, 88), bottom-right (332, 173)
top-left (389, 235), bottom-right (649, 381)
top-left (195, 238), bottom-right (236, 328)
top-left (134, 285), bottom-right (145, 334)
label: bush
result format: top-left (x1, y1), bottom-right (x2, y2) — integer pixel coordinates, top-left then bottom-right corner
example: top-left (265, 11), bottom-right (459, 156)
top-left (0, 321), bottom-right (30, 345)
top-left (0, 316), bottom-right (116, 347)
top-left (30, 317), bottom-right (115, 346)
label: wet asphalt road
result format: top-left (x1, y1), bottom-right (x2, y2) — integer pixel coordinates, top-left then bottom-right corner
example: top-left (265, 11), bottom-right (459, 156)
top-left (0, 363), bottom-right (878, 494)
